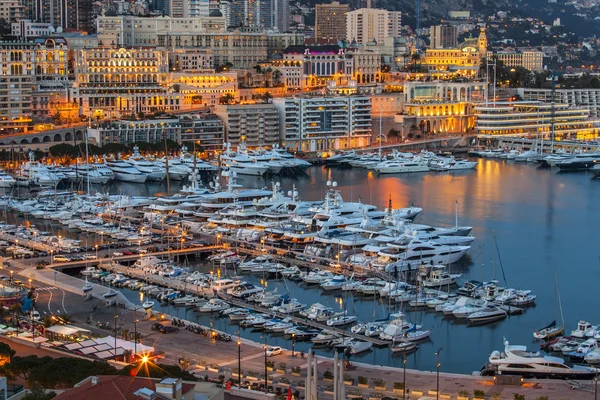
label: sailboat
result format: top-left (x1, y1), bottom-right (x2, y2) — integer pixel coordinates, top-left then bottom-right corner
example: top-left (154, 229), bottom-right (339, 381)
top-left (533, 269), bottom-right (564, 340)
top-left (82, 276), bottom-right (94, 293)
top-left (103, 281), bottom-right (118, 299)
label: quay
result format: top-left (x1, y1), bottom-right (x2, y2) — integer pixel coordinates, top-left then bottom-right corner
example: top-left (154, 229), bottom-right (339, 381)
top-left (478, 134), bottom-right (600, 152)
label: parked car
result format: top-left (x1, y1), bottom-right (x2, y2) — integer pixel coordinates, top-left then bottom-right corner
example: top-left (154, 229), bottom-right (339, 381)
top-left (151, 323), bottom-right (163, 331)
top-left (159, 326), bottom-right (179, 334)
top-left (83, 254), bottom-right (97, 260)
top-left (113, 251), bottom-right (124, 257)
top-left (266, 346), bottom-right (282, 357)
top-left (53, 255), bottom-right (70, 262)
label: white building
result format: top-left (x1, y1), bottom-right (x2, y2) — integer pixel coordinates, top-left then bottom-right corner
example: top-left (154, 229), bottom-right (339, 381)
top-left (519, 88), bottom-right (600, 118)
top-left (214, 104), bottom-right (280, 147)
top-left (346, 8), bottom-right (402, 45)
top-left (273, 96), bottom-right (372, 152)
top-left (11, 20), bottom-right (54, 40)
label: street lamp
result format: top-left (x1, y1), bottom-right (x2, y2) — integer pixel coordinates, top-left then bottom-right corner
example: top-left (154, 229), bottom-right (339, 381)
top-left (435, 347), bottom-right (443, 400)
top-left (403, 349), bottom-right (407, 400)
top-left (291, 333), bottom-right (295, 357)
top-left (114, 304), bottom-right (119, 361)
top-left (95, 244), bottom-right (99, 260)
top-left (263, 336), bottom-right (268, 394)
top-left (10, 270), bottom-right (13, 283)
top-left (28, 278), bottom-right (32, 289)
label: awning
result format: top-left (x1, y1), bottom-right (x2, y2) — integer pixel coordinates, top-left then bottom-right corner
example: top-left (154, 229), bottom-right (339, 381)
top-left (45, 325), bottom-right (91, 336)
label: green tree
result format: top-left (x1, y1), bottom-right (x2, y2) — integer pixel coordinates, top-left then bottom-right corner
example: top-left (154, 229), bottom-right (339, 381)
top-left (119, 362), bottom-right (198, 380)
top-left (219, 93), bottom-right (234, 105)
top-left (48, 144), bottom-right (76, 158)
top-left (0, 343), bottom-right (15, 360)
top-left (272, 70), bottom-right (282, 86)
top-left (102, 143), bottom-right (129, 155)
top-left (388, 129), bottom-right (401, 140)
top-left (23, 382), bottom-right (56, 400)
top-left (0, 18), bottom-right (10, 37)
top-left (0, 355), bottom-right (50, 382)
top-left (50, 112), bottom-right (62, 126)
top-left (27, 357), bottom-right (117, 389)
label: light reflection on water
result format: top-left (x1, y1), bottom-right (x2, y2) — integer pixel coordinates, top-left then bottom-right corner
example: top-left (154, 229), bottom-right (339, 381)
top-left (10, 159), bottom-right (600, 373)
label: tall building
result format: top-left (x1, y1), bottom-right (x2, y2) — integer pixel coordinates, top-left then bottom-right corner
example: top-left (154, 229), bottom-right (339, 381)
top-left (346, 8), bottom-right (402, 45)
top-left (183, 0), bottom-right (210, 17)
top-left (0, 37), bottom-right (68, 134)
top-left (423, 28), bottom-right (487, 77)
top-left (273, 0), bottom-right (288, 32)
top-left (0, 0), bottom-right (26, 23)
top-left (273, 96), bottom-right (372, 151)
top-left (170, 0), bottom-right (184, 17)
top-left (227, 0), bottom-right (285, 30)
top-left (315, 1), bottom-right (349, 41)
top-left (494, 49), bottom-right (544, 72)
top-left (66, 0), bottom-right (94, 32)
top-left (430, 24), bottom-right (457, 49)
top-left (180, 112), bottom-right (225, 151)
top-left (214, 104), bottom-right (280, 147)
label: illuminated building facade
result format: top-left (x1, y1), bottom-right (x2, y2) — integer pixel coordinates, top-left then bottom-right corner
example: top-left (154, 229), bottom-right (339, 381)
top-left (423, 28), bottom-right (487, 76)
top-left (173, 71), bottom-right (238, 108)
top-left (494, 49), bottom-right (544, 72)
top-left (0, 37), bottom-right (68, 134)
top-left (519, 88), bottom-right (600, 118)
top-left (315, 1), bottom-right (349, 41)
top-left (72, 47), bottom-right (174, 119)
top-left (214, 104), bottom-right (279, 147)
top-left (474, 101), bottom-right (595, 139)
top-left (348, 46), bottom-right (383, 84)
top-left (87, 118), bottom-right (180, 146)
top-left (273, 96), bottom-right (372, 152)
top-left (179, 112), bottom-right (225, 151)
top-left (397, 81), bottom-right (486, 135)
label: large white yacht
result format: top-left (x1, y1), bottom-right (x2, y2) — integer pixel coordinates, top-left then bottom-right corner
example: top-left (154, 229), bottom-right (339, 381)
top-left (0, 168), bottom-right (15, 188)
top-left (375, 159), bottom-right (430, 174)
top-left (77, 164), bottom-right (112, 184)
top-left (105, 159), bottom-right (147, 183)
top-left (381, 239), bottom-right (471, 271)
top-left (127, 146), bottom-right (167, 181)
top-left (481, 339), bottom-right (597, 379)
top-left (18, 152), bottom-right (61, 186)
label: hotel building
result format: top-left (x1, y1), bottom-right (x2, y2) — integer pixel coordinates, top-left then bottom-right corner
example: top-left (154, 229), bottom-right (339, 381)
top-left (179, 112), bottom-right (225, 151)
top-left (214, 104), bottom-right (280, 147)
top-left (273, 96), bottom-right (372, 152)
top-left (423, 28), bottom-right (487, 76)
top-left (474, 101), bottom-right (595, 139)
top-left (519, 88), bottom-right (600, 118)
top-left (397, 81), bottom-right (486, 135)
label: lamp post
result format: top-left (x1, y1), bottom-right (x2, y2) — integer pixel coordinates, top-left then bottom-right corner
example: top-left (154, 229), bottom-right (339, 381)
top-left (435, 347), bottom-right (443, 400)
top-left (95, 244), bottom-right (99, 260)
top-left (28, 278), bottom-right (32, 290)
top-left (237, 330), bottom-right (242, 388)
top-left (9, 270), bottom-right (12, 283)
top-left (114, 304), bottom-right (118, 361)
top-left (595, 373), bottom-right (598, 400)
top-left (291, 333), bottom-right (295, 357)
top-left (263, 336), bottom-right (268, 394)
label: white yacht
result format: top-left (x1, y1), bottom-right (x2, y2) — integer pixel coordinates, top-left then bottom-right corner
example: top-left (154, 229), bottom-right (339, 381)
top-left (482, 339), bottom-right (597, 379)
top-left (76, 164), bottom-right (112, 184)
top-left (375, 159), bottom-right (430, 174)
top-left (91, 160), bottom-right (115, 182)
top-left (0, 168), bottom-right (15, 188)
top-left (429, 157), bottom-right (478, 171)
top-left (105, 160), bottom-right (147, 183)
top-left (127, 146), bottom-right (166, 181)
top-left (18, 152), bottom-right (61, 186)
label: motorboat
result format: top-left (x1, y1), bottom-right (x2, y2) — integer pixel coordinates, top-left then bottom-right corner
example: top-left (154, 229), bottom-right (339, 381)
top-left (103, 288), bottom-right (118, 299)
top-left (375, 160), bottom-right (430, 174)
top-left (81, 266), bottom-right (98, 277)
top-left (105, 160), bottom-right (148, 183)
top-left (127, 146), bottom-right (167, 181)
top-left (533, 321), bottom-right (564, 341)
top-left (390, 340), bottom-right (418, 354)
top-left (272, 298), bottom-right (305, 314)
top-left (197, 298), bottom-right (230, 313)
top-left (481, 339), bottom-right (597, 379)
top-left (422, 266), bottom-right (461, 287)
top-left (326, 314), bottom-right (358, 327)
top-left (18, 152), bottom-right (61, 186)
top-left (76, 164), bottom-right (112, 184)
top-left (0, 168), bottom-right (15, 188)
top-left (142, 300), bottom-right (155, 310)
top-left (568, 338), bottom-right (597, 361)
top-left (571, 320), bottom-right (597, 338)
top-left (468, 307), bottom-right (507, 325)
top-left (345, 340), bottom-right (373, 355)
top-left (311, 330), bottom-right (340, 345)
top-left (556, 154), bottom-right (600, 171)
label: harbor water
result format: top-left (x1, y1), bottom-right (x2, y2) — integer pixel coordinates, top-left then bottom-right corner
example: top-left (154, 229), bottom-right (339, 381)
top-left (11, 159), bottom-right (600, 374)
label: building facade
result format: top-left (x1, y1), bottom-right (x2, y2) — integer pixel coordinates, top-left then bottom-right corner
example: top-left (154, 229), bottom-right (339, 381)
top-left (346, 8), bottom-right (402, 45)
top-left (214, 103), bottom-right (279, 147)
top-left (173, 71), bottom-right (238, 108)
top-left (519, 88), bottom-right (600, 118)
top-left (494, 49), bottom-right (544, 72)
top-left (430, 24), bottom-right (457, 49)
top-left (315, 1), bottom-right (349, 41)
top-left (179, 112), bottom-right (225, 151)
top-left (423, 28), bottom-right (487, 76)
top-left (87, 118), bottom-right (180, 146)
top-left (72, 47), bottom-right (174, 119)
top-left (168, 48), bottom-right (213, 70)
top-left (0, 37), bottom-right (69, 133)
top-left (474, 101), bottom-right (595, 139)
top-left (11, 20), bottom-right (53, 40)
top-left (0, 0), bottom-right (26, 23)
top-left (273, 96), bottom-right (372, 152)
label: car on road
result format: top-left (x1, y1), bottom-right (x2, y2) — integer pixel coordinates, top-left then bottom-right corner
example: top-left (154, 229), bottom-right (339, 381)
top-left (138, 249), bottom-right (148, 254)
top-left (53, 255), bottom-right (70, 262)
top-left (27, 310), bottom-right (41, 321)
top-left (151, 323), bottom-right (163, 331)
top-left (122, 250), bottom-right (133, 256)
top-left (113, 251), bottom-right (124, 257)
top-left (159, 325), bottom-right (179, 334)
top-left (266, 346), bottom-right (282, 357)
top-left (83, 254), bottom-right (97, 260)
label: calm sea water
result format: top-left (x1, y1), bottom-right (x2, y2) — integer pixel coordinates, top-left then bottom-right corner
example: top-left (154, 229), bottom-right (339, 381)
top-left (17, 160), bottom-right (600, 374)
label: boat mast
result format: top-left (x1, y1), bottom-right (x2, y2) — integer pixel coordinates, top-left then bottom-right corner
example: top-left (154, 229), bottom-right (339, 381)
top-left (550, 72), bottom-right (556, 154)
top-left (85, 120), bottom-right (90, 194)
top-left (555, 268), bottom-right (564, 327)
top-left (379, 104), bottom-right (383, 160)
top-left (455, 200), bottom-right (458, 229)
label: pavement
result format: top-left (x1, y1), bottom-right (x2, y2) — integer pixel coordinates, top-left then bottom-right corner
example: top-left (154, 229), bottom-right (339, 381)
top-left (4, 260), bottom-right (595, 400)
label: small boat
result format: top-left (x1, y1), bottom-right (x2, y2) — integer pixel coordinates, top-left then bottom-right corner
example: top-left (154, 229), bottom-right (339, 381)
top-left (311, 330), bottom-right (340, 345)
top-left (403, 326), bottom-right (431, 342)
top-left (345, 340), bottom-right (373, 355)
top-left (390, 340), bottom-right (418, 354)
top-left (81, 266), bottom-right (98, 276)
top-left (571, 320), bottom-right (597, 338)
top-left (326, 314), bottom-right (358, 327)
top-left (82, 281), bottom-right (94, 293)
top-left (142, 300), bottom-right (155, 310)
top-left (103, 288), bottom-right (118, 299)
top-left (197, 298), bottom-right (230, 313)
top-left (468, 308), bottom-right (507, 326)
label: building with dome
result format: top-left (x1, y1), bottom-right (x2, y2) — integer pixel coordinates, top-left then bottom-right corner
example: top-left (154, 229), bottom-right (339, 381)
top-left (422, 28), bottom-right (488, 77)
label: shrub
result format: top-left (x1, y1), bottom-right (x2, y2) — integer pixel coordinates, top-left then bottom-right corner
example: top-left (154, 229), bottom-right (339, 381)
top-left (323, 370), bottom-right (334, 379)
top-left (513, 394), bottom-right (525, 400)
top-left (459, 390), bottom-right (471, 397)
top-left (372, 378), bottom-right (385, 387)
top-left (343, 374), bottom-right (354, 382)
top-left (357, 376), bottom-right (368, 385)
top-left (278, 362), bottom-right (287, 370)
top-left (474, 389), bottom-right (486, 398)
top-left (394, 382), bottom-right (405, 390)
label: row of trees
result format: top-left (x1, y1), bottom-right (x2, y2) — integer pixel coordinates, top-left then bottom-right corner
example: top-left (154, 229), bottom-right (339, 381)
top-left (48, 140), bottom-right (181, 160)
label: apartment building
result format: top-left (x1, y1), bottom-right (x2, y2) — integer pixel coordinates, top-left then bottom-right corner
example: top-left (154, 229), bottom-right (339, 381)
top-left (214, 104), bottom-right (280, 147)
top-left (346, 8), bottom-right (402, 45)
top-left (87, 118), bottom-right (180, 146)
top-left (495, 49), bottom-right (544, 72)
top-left (273, 96), bottom-right (372, 152)
top-left (519, 88), bottom-right (600, 118)
top-left (315, 1), bottom-right (349, 41)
